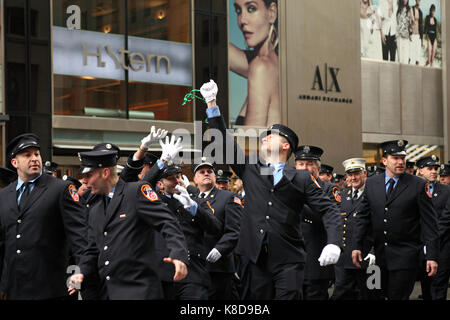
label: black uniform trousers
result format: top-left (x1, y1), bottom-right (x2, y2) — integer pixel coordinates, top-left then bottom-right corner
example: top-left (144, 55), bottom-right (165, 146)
top-left (208, 272), bottom-right (239, 300)
top-left (332, 267), bottom-right (382, 300)
top-left (418, 259), bottom-right (432, 300)
top-left (235, 255), bottom-right (252, 300)
top-left (431, 266), bottom-right (450, 300)
top-left (248, 245), bottom-right (304, 300)
top-left (380, 268), bottom-right (419, 300)
top-left (159, 255), bottom-right (209, 300)
top-left (303, 279), bottom-right (330, 300)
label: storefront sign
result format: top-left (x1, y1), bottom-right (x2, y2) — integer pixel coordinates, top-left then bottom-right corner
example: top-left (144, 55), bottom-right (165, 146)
top-left (52, 26), bottom-right (192, 86)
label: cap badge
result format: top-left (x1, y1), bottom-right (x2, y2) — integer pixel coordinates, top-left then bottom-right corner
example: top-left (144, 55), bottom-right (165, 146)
top-left (398, 140), bottom-right (404, 147)
top-left (218, 170), bottom-right (223, 176)
top-left (45, 161), bottom-right (51, 167)
top-left (201, 157), bottom-right (206, 162)
top-left (441, 164), bottom-right (445, 170)
top-left (431, 155), bottom-right (436, 161)
top-left (106, 144), bottom-right (112, 149)
top-left (303, 146), bottom-right (310, 154)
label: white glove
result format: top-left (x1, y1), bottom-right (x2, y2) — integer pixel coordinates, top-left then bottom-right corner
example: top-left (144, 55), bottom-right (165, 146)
top-left (318, 244), bottom-right (341, 266)
top-left (141, 126), bottom-right (168, 149)
top-left (173, 185), bottom-right (197, 210)
top-left (200, 80), bottom-right (218, 103)
top-left (364, 253), bottom-right (376, 267)
top-left (182, 175), bottom-right (190, 188)
top-left (206, 248), bottom-right (222, 263)
top-left (159, 135), bottom-right (183, 163)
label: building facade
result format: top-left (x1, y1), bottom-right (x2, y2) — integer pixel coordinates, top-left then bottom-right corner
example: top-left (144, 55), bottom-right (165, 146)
top-left (0, 0), bottom-right (448, 178)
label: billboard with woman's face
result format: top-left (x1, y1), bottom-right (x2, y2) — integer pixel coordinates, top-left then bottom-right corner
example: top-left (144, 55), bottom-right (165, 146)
top-left (361, 0), bottom-right (442, 68)
top-left (229, 0), bottom-right (280, 127)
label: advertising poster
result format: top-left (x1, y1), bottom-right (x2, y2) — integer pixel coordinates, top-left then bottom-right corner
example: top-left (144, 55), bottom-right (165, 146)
top-left (361, 0), bottom-right (442, 68)
top-left (229, 0), bottom-right (281, 127)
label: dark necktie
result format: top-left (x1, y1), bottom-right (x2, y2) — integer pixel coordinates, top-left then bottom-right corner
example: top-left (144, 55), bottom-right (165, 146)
top-left (200, 193), bottom-right (206, 199)
top-left (386, 179), bottom-right (395, 199)
top-left (104, 195), bottom-right (111, 212)
top-left (18, 183), bottom-right (31, 211)
top-left (353, 189), bottom-right (359, 200)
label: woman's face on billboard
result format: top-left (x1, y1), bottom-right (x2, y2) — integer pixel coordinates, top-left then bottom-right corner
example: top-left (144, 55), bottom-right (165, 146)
top-left (234, 0), bottom-right (277, 48)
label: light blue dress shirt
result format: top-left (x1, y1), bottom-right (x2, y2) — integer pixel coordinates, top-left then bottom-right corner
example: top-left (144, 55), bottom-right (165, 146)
top-left (16, 172), bottom-right (42, 205)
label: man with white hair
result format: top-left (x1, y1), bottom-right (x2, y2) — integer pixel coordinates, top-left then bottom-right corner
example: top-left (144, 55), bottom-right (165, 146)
top-left (332, 158), bottom-right (379, 300)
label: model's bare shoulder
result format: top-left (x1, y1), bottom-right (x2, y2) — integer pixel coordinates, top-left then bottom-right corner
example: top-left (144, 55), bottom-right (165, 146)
top-left (248, 55), bottom-right (278, 78)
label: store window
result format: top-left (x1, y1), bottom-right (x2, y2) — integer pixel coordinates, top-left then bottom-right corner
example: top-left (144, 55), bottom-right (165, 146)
top-left (52, 0), bottom-right (192, 122)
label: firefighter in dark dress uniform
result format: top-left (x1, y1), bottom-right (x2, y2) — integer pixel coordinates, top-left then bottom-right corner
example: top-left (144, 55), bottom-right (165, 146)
top-left (69, 150), bottom-right (189, 300)
top-left (0, 133), bottom-right (88, 300)
top-left (295, 145), bottom-right (341, 300)
top-left (415, 155), bottom-right (448, 300)
top-left (200, 80), bottom-right (343, 300)
top-left (413, 157), bottom-right (450, 300)
top-left (187, 159), bottom-right (242, 300)
top-left (331, 158), bottom-right (378, 300)
top-left (141, 138), bottom-right (223, 300)
top-left (352, 140), bottom-right (439, 300)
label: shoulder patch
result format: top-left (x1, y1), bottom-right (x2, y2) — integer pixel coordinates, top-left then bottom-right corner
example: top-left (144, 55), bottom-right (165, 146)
top-left (141, 184), bottom-right (159, 202)
top-left (332, 186), bottom-right (342, 203)
top-left (68, 184), bottom-right (79, 202)
top-left (425, 183), bottom-right (433, 199)
top-left (310, 174), bottom-right (321, 189)
top-left (234, 196), bottom-right (244, 208)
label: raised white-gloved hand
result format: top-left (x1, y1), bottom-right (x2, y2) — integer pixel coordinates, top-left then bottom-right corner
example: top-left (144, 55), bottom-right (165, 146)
top-left (206, 248), bottom-right (222, 263)
top-left (364, 253), bottom-right (376, 267)
top-left (200, 80), bottom-right (218, 103)
top-left (173, 185), bottom-right (197, 210)
top-left (159, 135), bottom-right (183, 163)
top-left (318, 244), bottom-right (341, 266)
top-left (182, 175), bottom-right (190, 188)
top-left (141, 126), bottom-right (168, 149)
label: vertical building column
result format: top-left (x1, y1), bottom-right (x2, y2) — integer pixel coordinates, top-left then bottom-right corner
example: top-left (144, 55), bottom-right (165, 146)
top-left (283, 0), bottom-right (362, 168)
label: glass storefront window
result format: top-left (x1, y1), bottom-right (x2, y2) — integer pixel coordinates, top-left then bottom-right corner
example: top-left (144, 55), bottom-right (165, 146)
top-left (52, 0), bottom-right (192, 122)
